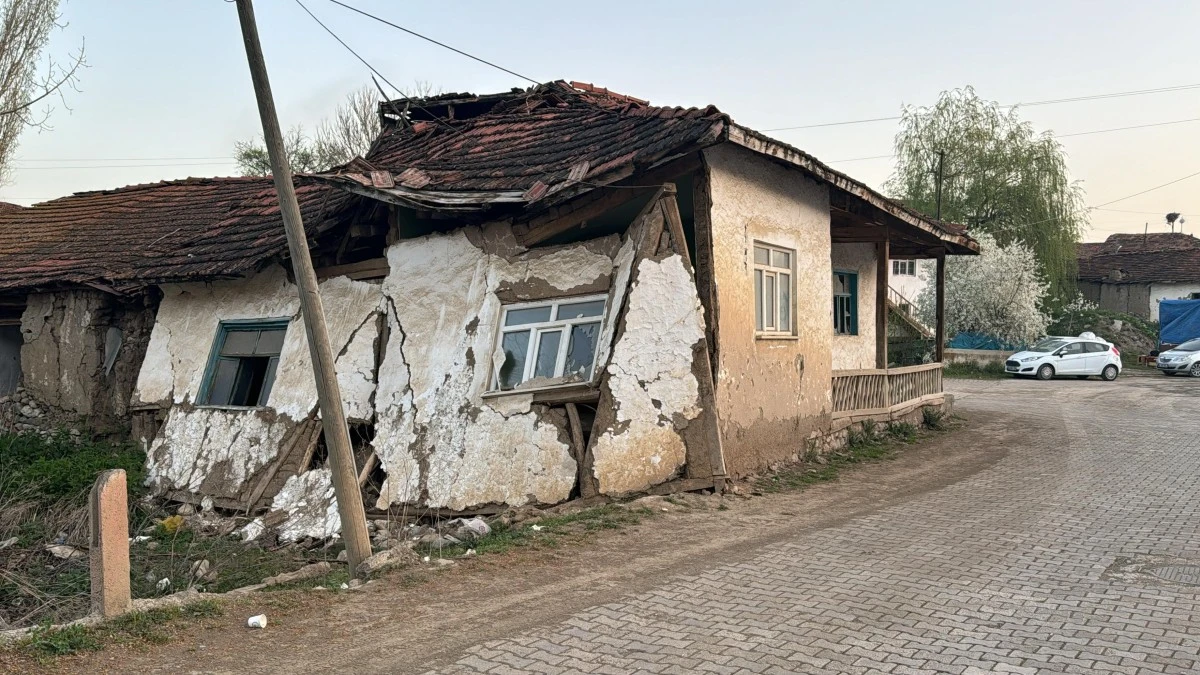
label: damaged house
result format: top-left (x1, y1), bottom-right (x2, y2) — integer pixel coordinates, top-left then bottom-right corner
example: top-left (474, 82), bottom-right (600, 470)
top-left (0, 81), bottom-right (976, 539)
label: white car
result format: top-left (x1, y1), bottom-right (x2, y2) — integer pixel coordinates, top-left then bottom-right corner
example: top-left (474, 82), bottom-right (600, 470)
top-left (1156, 338), bottom-right (1200, 377)
top-left (1005, 334), bottom-right (1122, 381)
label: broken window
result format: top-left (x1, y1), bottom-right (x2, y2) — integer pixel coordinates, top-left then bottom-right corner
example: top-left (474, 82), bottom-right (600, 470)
top-left (754, 242), bottom-right (794, 335)
top-left (833, 271), bottom-right (858, 336)
top-left (201, 320), bottom-right (288, 407)
top-left (492, 296), bottom-right (606, 391)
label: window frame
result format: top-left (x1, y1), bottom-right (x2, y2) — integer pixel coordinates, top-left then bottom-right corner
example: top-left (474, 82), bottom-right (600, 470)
top-left (491, 295), bottom-right (609, 393)
top-left (892, 259), bottom-right (917, 277)
top-left (197, 318), bottom-right (290, 408)
top-left (753, 241), bottom-right (796, 337)
top-left (832, 270), bottom-right (859, 336)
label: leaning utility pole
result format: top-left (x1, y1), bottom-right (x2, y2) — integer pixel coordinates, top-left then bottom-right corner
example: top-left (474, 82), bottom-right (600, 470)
top-left (234, 0), bottom-right (371, 571)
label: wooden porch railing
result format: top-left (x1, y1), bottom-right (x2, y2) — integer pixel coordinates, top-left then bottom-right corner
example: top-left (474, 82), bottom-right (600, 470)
top-left (832, 362), bottom-right (944, 417)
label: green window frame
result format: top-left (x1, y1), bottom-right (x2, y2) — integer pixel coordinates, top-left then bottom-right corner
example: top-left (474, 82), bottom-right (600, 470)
top-left (198, 318), bottom-right (290, 407)
top-left (833, 271), bottom-right (858, 336)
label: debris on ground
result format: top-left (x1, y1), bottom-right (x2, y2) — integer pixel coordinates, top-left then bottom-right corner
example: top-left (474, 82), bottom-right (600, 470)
top-left (45, 544), bottom-right (85, 560)
top-left (261, 562), bottom-right (332, 587)
top-left (355, 546), bottom-right (419, 577)
top-left (246, 614), bottom-right (267, 629)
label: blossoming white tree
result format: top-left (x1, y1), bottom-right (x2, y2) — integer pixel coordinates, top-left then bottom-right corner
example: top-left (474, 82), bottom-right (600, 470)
top-left (918, 234), bottom-right (1050, 345)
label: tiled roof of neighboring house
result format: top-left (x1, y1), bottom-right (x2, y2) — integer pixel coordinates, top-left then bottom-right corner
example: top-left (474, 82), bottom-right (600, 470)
top-left (0, 177), bottom-right (357, 294)
top-left (1078, 247), bottom-right (1200, 284)
top-left (1078, 232), bottom-right (1200, 259)
top-left (0, 201), bottom-right (25, 213)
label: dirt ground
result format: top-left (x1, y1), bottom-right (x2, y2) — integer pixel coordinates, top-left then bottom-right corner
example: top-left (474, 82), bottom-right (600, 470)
top-left (25, 409), bottom-right (1006, 675)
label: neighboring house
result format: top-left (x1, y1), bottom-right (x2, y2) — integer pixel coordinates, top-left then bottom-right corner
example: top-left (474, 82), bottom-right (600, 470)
top-left (0, 81), bottom-right (976, 539)
top-left (1077, 233), bottom-right (1200, 320)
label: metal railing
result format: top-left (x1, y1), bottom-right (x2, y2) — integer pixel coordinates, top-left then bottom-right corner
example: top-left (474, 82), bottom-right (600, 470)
top-left (831, 362), bottom-right (944, 417)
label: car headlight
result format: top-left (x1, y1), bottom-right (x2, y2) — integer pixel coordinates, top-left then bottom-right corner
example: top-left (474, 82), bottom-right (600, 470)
top-left (1020, 356), bottom-right (1040, 362)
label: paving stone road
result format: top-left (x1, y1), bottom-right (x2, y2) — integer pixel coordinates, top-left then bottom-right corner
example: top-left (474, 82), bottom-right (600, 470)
top-left (428, 375), bottom-right (1200, 674)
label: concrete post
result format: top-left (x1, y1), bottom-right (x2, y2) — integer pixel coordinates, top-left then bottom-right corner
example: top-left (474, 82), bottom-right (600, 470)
top-left (89, 469), bottom-right (132, 617)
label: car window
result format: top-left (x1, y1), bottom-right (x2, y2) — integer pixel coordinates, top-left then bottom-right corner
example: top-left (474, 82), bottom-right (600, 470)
top-left (1084, 342), bottom-right (1109, 354)
top-left (1030, 339), bottom-right (1067, 353)
top-left (1176, 339), bottom-right (1200, 352)
top-left (1059, 342), bottom-right (1084, 355)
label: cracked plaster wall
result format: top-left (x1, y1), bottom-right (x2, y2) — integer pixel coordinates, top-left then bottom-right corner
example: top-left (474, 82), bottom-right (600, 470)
top-left (590, 253), bottom-right (705, 494)
top-left (19, 289), bottom-right (157, 425)
top-left (830, 243), bottom-right (878, 371)
top-left (373, 226), bottom-right (614, 511)
top-left (135, 266), bottom-right (382, 499)
top-left (704, 144), bottom-right (834, 476)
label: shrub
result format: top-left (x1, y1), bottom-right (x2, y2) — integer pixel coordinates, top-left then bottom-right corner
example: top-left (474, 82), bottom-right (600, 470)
top-left (922, 406), bottom-right (946, 430)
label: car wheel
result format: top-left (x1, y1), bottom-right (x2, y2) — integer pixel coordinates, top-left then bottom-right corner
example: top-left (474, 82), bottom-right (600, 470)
top-left (1036, 364), bottom-right (1055, 380)
top-left (1191, 363), bottom-right (1200, 378)
top-left (1102, 365), bottom-right (1119, 381)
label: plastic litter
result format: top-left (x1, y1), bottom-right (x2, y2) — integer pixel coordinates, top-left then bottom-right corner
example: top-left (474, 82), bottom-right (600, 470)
top-left (422, 555), bottom-right (431, 563)
top-left (530, 524), bottom-right (543, 532)
top-left (247, 614), bottom-right (268, 629)
top-left (156, 577), bottom-right (172, 592)
top-left (464, 548), bottom-right (476, 556)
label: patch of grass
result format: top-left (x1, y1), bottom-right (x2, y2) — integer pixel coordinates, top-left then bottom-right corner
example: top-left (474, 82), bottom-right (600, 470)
top-left (20, 623), bottom-right (100, 659)
top-left (11, 600), bottom-right (225, 662)
top-left (0, 431), bottom-right (146, 508)
top-left (943, 361), bottom-right (1009, 379)
top-left (754, 412), bottom-right (956, 495)
top-left (413, 504), bottom-right (655, 561)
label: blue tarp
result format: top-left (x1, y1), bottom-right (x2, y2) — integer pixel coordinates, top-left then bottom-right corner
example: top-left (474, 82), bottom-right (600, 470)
top-left (947, 332), bottom-right (1020, 351)
top-left (1159, 299), bottom-right (1200, 346)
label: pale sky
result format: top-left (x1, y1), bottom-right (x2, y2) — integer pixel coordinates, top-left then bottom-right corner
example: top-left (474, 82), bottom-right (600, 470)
top-left (3, 0), bottom-right (1198, 242)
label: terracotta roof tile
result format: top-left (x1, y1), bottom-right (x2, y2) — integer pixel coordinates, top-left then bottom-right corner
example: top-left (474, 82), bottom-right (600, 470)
top-left (1078, 232), bottom-right (1200, 259)
top-left (1078, 247), bottom-right (1200, 283)
top-left (0, 177), bottom-right (356, 293)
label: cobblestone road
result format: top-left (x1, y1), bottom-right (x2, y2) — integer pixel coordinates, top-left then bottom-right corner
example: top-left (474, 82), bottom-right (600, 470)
top-left (429, 375), bottom-right (1200, 674)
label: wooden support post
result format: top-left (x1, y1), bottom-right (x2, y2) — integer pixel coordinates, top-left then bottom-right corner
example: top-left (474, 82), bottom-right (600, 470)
top-left (876, 239), bottom-right (890, 369)
top-left (90, 469), bottom-right (131, 618)
top-left (235, 0), bottom-right (371, 573)
top-left (935, 250), bottom-right (946, 363)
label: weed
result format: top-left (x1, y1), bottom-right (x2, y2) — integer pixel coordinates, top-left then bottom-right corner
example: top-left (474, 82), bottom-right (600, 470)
top-left (943, 361), bottom-right (1008, 379)
top-left (922, 406), bottom-right (946, 430)
top-left (886, 421), bottom-right (918, 442)
top-left (22, 623), bottom-right (100, 659)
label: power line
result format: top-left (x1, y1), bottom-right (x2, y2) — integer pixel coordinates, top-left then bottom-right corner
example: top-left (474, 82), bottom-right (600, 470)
top-left (11, 162), bottom-right (238, 170)
top-left (1093, 207), bottom-right (1194, 216)
top-left (826, 117), bottom-right (1200, 164)
top-left (763, 82), bottom-right (1200, 132)
top-left (1092, 170), bottom-right (1200, 208)
top-left (323, 0), bottom-right (540, 85)
top-left (14, 156), bottom-right (235, 162)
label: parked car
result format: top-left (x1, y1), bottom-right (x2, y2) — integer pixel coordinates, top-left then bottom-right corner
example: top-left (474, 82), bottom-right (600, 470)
top-left (1005, 333), bottom-right (1122, 381)
top-left (1156, 338), bottom-right (1200, 377)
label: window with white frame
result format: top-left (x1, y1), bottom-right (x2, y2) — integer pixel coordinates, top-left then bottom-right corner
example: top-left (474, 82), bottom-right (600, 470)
top-left (492, 296), bottom-right (607, 391)
top-left (753, 243), bottom-right (794, 335)
top-left (892, 259), bottom-right (916, 276)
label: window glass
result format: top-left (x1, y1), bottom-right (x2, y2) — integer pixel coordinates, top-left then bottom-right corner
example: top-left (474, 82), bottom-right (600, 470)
top-left (207, 358), bottom-right (240, 406)
top-left (534, 330), bottom-right (562, 379)
top-left (1084, 342), bottom-right (1107, 353)
top-left (565, 323), bottom-right (600, 379)
top-left (772, 250), bottom-right (790, 269)
top-left (555, 300), bottom-right (605, 320)
top-left (1174, 338), bottom-right (1200, 351)
top-left (497, 330), bottom-right (530, 390)
top-left (754, 270), bottom-right (764, 331)
top-left (504, 306), bottom-right (553, 326)
top-left (255, 328), bottom-right (286, 355)
top-left (764, 274), bottom-right (775, 327)
top-left (1030, 338), bottom-right (1067, 353)
top-left (221, 330), bottom-right (258, 356)
top-left (778, 273), bottom-right (791, 331)
top-left (753, 246), bottom-right (770, 265)
top-left (1060, 342), bottom-right (1084, 355)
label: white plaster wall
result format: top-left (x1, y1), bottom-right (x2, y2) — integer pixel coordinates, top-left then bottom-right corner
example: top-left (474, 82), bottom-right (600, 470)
top-left (373, 228), bottom-right (617, 511)
top-left (137, 266), bottom-right (383, 498)
top-left (590, 254), bottom-right (704, 494)
top-left (890, 259), bottom-right (932, 307)
top-left (1150, 282), bottom-right (1200, 321)
top-left (704, 144), bottom-right (833, 475)
top-left (830, 243), bottom-right (877, 371)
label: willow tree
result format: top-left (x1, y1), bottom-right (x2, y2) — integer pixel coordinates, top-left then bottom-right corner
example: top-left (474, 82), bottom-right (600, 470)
top-left (885, 87), bottom-right (1085, 303)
